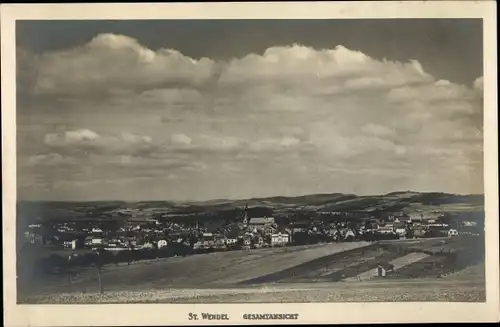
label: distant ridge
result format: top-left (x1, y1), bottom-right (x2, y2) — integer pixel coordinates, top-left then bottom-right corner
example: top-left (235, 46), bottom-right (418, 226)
top-left (18, 191), bottom-right (484, 205)
top-left (17, 191), bottom-right (484, 226)
top-left (385, 191), bottom-right (422, 196)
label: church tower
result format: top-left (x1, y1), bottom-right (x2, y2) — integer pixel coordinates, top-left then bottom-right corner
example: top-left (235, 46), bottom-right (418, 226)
top-left (242, 204), bottom-right (248, 226)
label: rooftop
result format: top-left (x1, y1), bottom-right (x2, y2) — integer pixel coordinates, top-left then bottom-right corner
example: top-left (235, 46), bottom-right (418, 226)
top-left (394, 222), bottom-right (406, 229)
top-left (377, 262), bottom-right (395, 270)
top-left (249, 217), bottom-right (275, 225)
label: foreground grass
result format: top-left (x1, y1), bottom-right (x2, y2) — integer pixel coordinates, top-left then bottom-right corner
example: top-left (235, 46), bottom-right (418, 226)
top-left (21, 277), bottom-right (485, 304)
top-left (174, 286), bottom-right (485, 303)
top-left (19, 238), bottom-right (485, 304)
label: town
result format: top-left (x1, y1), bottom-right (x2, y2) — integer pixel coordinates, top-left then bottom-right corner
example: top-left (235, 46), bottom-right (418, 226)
top-left (21, 202), bottom-right (482, 272)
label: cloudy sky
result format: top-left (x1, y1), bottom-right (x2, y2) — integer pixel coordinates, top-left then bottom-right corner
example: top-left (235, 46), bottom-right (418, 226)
top-left (16, 20), bottom-right (484, 201)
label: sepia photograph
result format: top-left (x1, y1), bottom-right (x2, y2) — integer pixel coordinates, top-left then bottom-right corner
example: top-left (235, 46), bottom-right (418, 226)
top-left (2, 2), bottom-right (499, 325)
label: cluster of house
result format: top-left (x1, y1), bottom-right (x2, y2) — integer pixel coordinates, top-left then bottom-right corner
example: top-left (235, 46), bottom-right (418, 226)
top-left (358, 212), bottom-right (454, 238)
top-left (191, 212), bottom-right (292, 251)
top-left (23, 207), bottom-right (480, 253)
top-left (23, 210), bottom-right (292, 252)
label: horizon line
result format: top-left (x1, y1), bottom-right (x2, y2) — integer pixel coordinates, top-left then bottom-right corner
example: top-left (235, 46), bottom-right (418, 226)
top-left (17, 190), bottom-right (485, 203)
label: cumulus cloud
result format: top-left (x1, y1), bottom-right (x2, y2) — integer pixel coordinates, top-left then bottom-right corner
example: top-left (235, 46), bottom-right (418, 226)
top-left (220, 45), bottom-right (430, 88)
top-left (249, 136), bottom-right (303, 152)
top-left (44, 129), bottom-right (100, 147)
top-left (171, 133), bottom-right (192, 146)
top-left (168, 133), bottom-right (309, 156)
top-left (361, 123), bottom-right (397, 138)
top-left (26, 153), bottom-right (76, 167)
top-left (473, 76), bottom-right (484, 91)
top-left (139, 88), bottom-right (204, 106)
top-left (17, 33), bottom-right (484, 200)
top-left (25, 38), bottom-right (436, 101)
top-left (199, 134), bottom-right (242, 151)
top-left (387, 80), bottom-right (476, 104)
top-left (44, 129), bottom-right (157, 156)
top-left (30, 33), bottom-right (216, 96)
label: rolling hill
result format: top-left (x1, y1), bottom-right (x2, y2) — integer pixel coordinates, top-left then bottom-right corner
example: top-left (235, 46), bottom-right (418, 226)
top-left (17, 191), bottom-right (484, 226)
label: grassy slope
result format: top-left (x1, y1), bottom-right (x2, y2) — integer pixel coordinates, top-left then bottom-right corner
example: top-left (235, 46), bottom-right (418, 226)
top-left (19, 242), bottom-right (371, 297)
top-left (19, 237), bottom-right (485, 303)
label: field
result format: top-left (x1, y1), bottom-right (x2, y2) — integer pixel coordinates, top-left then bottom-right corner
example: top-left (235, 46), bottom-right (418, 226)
top-left (19, 236), bottom-right (485, 304)
top-left (19, 242), bottom-right (370, 296)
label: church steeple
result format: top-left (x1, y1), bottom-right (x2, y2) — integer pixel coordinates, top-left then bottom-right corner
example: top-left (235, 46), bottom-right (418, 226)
top-left (243, 204), bottom-right (248, 225)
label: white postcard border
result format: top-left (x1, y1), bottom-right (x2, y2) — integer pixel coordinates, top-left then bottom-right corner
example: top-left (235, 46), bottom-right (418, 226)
top-left (2, 2), bottom-right (498, 325)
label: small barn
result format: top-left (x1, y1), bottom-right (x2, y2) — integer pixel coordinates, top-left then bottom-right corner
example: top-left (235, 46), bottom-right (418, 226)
top-left (377, 262), bottom-right (395, 277)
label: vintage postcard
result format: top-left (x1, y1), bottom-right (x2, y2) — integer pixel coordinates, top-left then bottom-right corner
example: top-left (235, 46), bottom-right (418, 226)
top-left (2, 2), bottom-right (499, 326)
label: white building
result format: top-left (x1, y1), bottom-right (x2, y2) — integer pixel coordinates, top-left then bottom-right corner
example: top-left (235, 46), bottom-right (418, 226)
top-left (395, 228), bottom-right (406, 237)
top-left (193, 241), bottom-right (204, 250)
top-left (344, 230), bottom-right (356, 239)
top-left (157, 240), bottom-right (168, 248)
top-left (270, 232), bottom-right (289, 246)
top-left (377, 224), bottom-right (394, 234)
top-left (225, 238), bottom-right (238, 245)
top-left (92, 238), bottom-right (103, 245)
